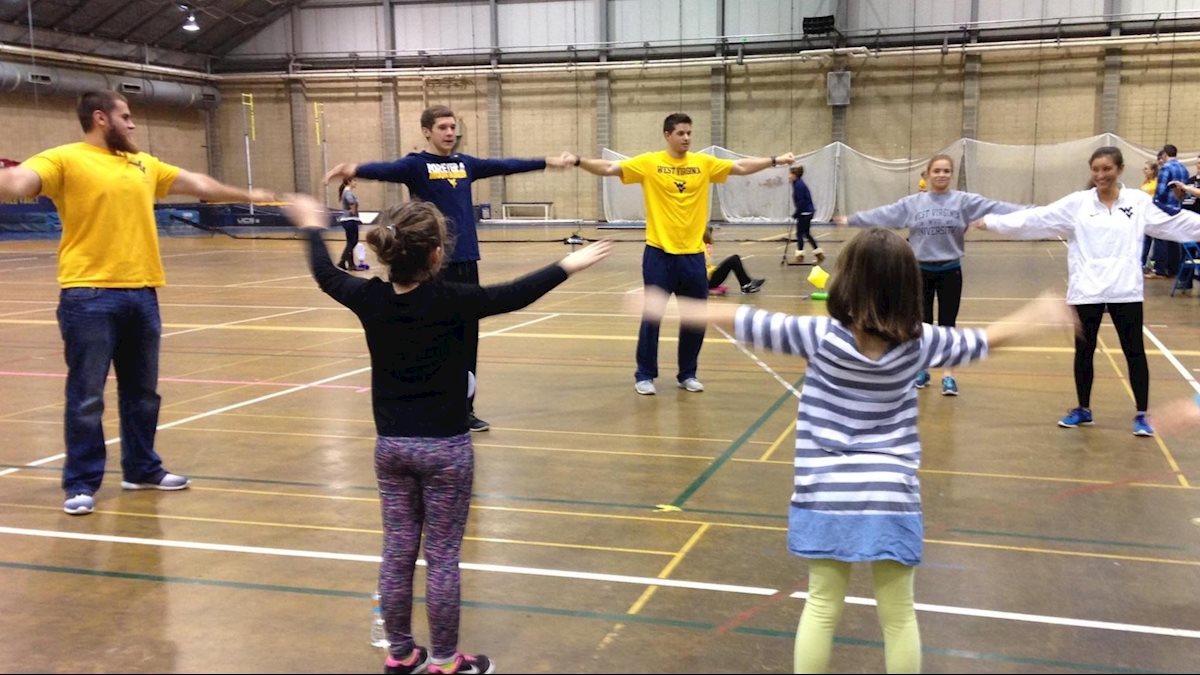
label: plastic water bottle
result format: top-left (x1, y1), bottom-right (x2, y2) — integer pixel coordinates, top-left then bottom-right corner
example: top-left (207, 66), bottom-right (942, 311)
top-left (354, 242), bottom-right (368, 268)
top-left (370, 591), bottom-right (389, 648)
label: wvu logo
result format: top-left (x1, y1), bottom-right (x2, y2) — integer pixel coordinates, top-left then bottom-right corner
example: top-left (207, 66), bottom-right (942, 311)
top-left (427, 161), bottom-right (467, 189)
top-left (448, 178), bottom-right (458, 188)
top-left (1118, 207), bottom-right (1133, 218)
top-left (128, 159), bottom-right (147, 175)
top-left (673, 180), bottom-right (687, 193)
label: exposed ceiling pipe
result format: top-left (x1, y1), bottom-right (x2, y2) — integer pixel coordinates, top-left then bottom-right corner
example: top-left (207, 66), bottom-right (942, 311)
top-left (0, 43), bottom-right (218, 82)
top-left (6, 27), bottom-right (1200, 87)
top-left (218, 29), bottom-right (1200, 83)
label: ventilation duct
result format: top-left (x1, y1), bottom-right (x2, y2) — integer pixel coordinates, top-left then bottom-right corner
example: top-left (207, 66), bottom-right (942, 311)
top-left (0, 61), bottom-right (219, 108)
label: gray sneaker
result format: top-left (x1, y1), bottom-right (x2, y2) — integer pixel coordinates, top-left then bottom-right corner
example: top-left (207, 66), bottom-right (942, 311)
top-left (121, 472), bottom-right (191, 491)
top-left (634, 380), bottom-right (657, 395)
top-left (678, 377), bottom-right (705, 392)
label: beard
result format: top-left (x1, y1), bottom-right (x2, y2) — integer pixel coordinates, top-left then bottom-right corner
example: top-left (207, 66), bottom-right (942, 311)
top-left (104, 126), bottom-right (139, 154)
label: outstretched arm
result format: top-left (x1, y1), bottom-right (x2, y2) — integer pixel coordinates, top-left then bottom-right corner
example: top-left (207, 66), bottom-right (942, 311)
top-left (474, 240), bottom-right (613, 318)
top-left (983, 291), bottom-right (1078, 349)
top-left (169, 169), bottom-right (274, 203)
top-left (0, 167), bottom-right (42, 199)
top-left (566, 153), bottom-right (623, 177)
top-left (730, 152), bottom-right (796, 176)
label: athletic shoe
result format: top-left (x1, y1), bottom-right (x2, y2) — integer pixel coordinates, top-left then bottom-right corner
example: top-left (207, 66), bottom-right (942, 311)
top-left (709, 285), bottom-right (728, 297)
top-left (468, 413), bottom-right (489, 433)
top-left (678, 377), bottom-right (705, 392)
top-left (1133, 414), bottom-right (1154, 437)
top-left (385, 647), bottom-right (430, 674)
top-left (741, 279), bottom-right (765, 294)
top-left (941, 375), bottom-right (958, 396)
top-left (813, 248), bottom-right (826, 263)
top-left (634, 380), bottom-right (656, 395)
top-left (428, 653), bottom-right (494, 675)
top-left (1058, 407), bottom-right (1094, 428)
top-left (121, 472), bottom-right (190, 490)
top-left (914, 370), bottom-right (931, 389)
top-left (63, 493), bottom-right (94, 515)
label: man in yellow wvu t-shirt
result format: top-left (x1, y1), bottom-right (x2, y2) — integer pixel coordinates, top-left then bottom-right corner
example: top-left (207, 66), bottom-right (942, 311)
top-left (570, 113), bottom-right (794, 395)
top-left (0, 91), bottom-right (274, 516)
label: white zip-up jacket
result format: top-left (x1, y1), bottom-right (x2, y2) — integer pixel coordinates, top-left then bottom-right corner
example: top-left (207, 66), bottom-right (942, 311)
top-left (983, 187), bottom-right (1200, 305)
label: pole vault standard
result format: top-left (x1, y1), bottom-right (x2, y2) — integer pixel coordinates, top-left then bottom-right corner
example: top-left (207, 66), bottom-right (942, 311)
top-left (314, 101), bottom-right (329, 206)
top-left (241, 93), bottom-right (256, 215)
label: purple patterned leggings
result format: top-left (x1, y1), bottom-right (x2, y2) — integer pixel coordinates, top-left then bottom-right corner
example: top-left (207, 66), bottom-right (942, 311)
top-left (375, 433), bottom-right (474, 660)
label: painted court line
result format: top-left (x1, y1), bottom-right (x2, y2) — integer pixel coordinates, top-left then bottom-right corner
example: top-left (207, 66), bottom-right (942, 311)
top-left (0, 526), bottom-right (1195, 641)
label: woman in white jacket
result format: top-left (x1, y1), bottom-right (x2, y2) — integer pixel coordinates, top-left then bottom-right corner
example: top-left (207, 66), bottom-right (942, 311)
top-left (974, 146), bottom-right (1200, 437)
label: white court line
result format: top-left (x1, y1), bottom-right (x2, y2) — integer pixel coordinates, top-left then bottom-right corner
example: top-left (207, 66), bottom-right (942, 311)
top-left (163, 308), bottom-right (317, 338)
top-left (714, 326), bottom-right (801, 400)
top-left (0, 257), bottom-right (39, 264)
top-left (226, 274), bottom-right (314, 287)
top-left (1, 525), bottom-right (1196, 640)
top-left (1, 310), bottom-right (541, 480)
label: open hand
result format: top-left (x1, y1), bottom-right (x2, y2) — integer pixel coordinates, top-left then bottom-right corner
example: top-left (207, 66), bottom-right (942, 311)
top-left (560, 239), bottom-right (614, 274)
top-left (281, 193), bottom-right (328, 230)
top-left (832, 215), bottom-right (848, 228)
top-left (323, 163), bottom-right (358, 185)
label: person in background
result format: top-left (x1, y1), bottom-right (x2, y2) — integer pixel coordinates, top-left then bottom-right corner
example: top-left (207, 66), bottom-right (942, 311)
top-left (703, 227), bottom-right (765, 295)
top-left (790, 165), bottom-right (823, 264)
top-left (833, 154), bottom-right (1026, 397)
top-left (323, 105), bottom-right (575, 433)
top-left (337, 177), bottom-right (361, 271)
top-left (568, 112), bottom-right (794, 396)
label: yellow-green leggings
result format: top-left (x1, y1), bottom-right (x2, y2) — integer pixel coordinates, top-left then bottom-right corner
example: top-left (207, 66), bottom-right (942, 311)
top-left (793, 559), bottom-right (921, 674)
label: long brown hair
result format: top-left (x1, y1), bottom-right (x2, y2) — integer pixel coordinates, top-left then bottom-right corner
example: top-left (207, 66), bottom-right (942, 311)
top-left (365, 201), bottom-right (451, 285)
top-left (826, 228), bottom-right (923, 344)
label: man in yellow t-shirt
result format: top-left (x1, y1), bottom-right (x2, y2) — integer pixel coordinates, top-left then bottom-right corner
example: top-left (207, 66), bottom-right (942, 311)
top-left (0, 91), bottom-right (274, 516)
top-left (569, 113), bottom-right (794, 395)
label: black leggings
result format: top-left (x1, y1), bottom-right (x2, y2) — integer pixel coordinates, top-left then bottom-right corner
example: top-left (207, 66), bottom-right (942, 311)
top-left (921, 267), bottom-right (963, 327)
top-left (794, 213), bottom-right (817, 249)
top-left (1073, 302), bottom-right (1148, 411)
top-left (339, 219), bottom-right (360, 268)
top-left (708, 255), bottom-right (751, 288)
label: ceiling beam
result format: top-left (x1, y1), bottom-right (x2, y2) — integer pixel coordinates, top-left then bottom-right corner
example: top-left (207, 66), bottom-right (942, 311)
top-left (208, 0), bottom-right (303, 57)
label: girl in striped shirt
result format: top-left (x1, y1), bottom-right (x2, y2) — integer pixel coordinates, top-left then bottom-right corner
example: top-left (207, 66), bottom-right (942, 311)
top-left (652, 228), bottom-right (1074, 673)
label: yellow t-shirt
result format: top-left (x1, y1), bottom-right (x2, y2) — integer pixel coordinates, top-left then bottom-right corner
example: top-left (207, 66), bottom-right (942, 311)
top-left (22, 142), bottom-right (180, 288)
top-left (620, 151), bottom-right (734, 254)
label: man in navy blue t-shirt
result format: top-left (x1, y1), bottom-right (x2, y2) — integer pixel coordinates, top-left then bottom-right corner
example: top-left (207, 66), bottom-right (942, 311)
top-left (324, 105), bottom-right (572, 432)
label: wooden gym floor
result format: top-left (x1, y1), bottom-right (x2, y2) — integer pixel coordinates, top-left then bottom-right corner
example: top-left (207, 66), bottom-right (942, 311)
top-left (0, 226), bottom-right (1198, 673)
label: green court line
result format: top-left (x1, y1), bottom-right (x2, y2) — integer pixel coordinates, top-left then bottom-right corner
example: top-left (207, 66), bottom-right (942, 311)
top-left (0, 560), bottom-right (1173, 673)
top-left (948, 528), bottom-right (1200, 553)
top-left (669, 382), bottom-right (800, 508)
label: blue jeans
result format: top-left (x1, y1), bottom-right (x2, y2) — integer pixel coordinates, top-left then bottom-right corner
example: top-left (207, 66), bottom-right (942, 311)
top-left (636, 245), bottom-right (708, 383)
top-left (56, 287), bottom-right (165, 496)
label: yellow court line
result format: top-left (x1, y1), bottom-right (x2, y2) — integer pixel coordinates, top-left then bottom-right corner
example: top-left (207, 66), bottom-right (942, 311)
top-left (0, 502), bottom-right (679, 557)
top-left (926, 538), bottom-right (1200, 567)
top-left (626, 523), bottom-right (711, 615)
top-left (1097, 336), bottom-right (1191, 488)
top-left (757, 420), bottom-right (795, 462)
top-left (0, 479), bottom-right (1196, 566)
top-left (6, 316), bottom-right (1200, 355)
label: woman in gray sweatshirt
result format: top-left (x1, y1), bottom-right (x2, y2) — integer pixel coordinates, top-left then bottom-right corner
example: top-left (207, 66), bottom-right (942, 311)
top-left (834, 154), bottom-right (1026, 396)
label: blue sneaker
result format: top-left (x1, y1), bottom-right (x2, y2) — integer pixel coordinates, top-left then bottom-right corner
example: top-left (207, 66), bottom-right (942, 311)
top-left (941, 375), bottom-right (958, 396)
top-left (63, 493), bottom-right (94, 515)
top-left (914, 370), bottom-right (931, 389)
top-left (1058, 407), bottom-right (1094, 428)
top-left (1133, 414), bottom-right (1154, 437)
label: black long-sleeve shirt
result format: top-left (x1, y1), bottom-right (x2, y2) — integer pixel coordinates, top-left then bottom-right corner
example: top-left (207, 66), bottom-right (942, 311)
top-left (305, 229), bottom-right (567, 436)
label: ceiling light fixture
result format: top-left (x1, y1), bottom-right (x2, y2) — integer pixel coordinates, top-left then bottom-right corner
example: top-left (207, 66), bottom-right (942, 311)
top-left (179, 4), bottom-right (200, 32)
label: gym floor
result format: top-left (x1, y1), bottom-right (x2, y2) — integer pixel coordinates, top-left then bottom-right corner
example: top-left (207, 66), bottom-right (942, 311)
top-left (1, 227), bottom-right (1197, 673)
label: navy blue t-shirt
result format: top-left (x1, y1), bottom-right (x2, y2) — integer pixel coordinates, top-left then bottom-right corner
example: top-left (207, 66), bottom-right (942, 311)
top-left (356, 151), bottom-right (546, 263)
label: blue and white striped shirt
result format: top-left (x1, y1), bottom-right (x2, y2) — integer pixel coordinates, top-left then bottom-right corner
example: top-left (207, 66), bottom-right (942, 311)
top-left (734, 307), bottom-right (989, 563)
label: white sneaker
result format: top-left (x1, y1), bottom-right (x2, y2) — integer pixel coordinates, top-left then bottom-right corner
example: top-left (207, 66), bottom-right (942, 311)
top-left (634, 380), bottom-right (656, 395)
top-left (678, 377), bottom-right (705, 392)
top-left (121, 472), bottom-right (191, 491)
top-left (63, 493), bottom-right (94, 515)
